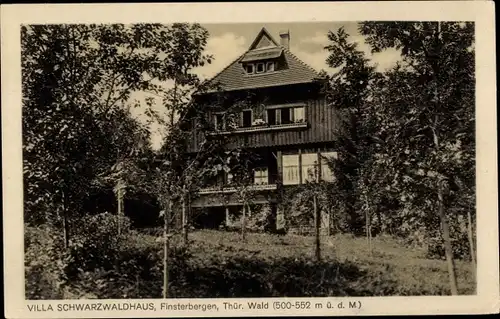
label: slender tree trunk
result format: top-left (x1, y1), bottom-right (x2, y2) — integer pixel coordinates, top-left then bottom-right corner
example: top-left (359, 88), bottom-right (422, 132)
top-left (365, 211), bottom-right (369, 245)
top-left (431, 21), bottom-right (457, 295)
top-left (377, 210), bottom-right (382, 234)
top-left (438, 183), bottom-right (459, 295)
top-left (368, 213), bottom-right (372, 254)
top-left (163, 201), bottom-right (171, 299)
top-left (182, 193), bottom-right (188, 246)
top-left (62, 213), bottom-right (69, 250)
top-left (364, 194), bottom-right (372, 255)
top-left (314, 195), bottom-right (321, 262)
top-left (62, 191), bottom-right (69, 249)
top-left (467, 210), bottom-right (476, 280)
top-left (241, 202), bottom-right (247, 241)
top-left (326, 207), bottom-right (331, 237)
top-left (366, 212), bottom-right (372, 255)
top-left (117, 187), bottom-right (123, 235)
top-left (170, 80), bottom-right (178, 127)
top-left (368, 223), bottom-right (371, 254)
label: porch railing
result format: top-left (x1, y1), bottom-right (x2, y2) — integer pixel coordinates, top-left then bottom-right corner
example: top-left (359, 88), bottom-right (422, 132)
top-left (208, 122), bottom-right (308, 136)
top-left (198, 183), bottom-right (277, 195)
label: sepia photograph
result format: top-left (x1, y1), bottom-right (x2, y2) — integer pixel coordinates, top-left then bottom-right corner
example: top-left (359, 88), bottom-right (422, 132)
top-left (2, 2), bottom-right (498, 318)
top-left (20, 19), bottom-right (478, 298)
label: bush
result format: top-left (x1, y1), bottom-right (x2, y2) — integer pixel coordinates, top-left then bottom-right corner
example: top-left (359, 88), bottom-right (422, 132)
top-left (65, 213), bottom-right (131, 278)
top-left (66, 229), bottom-right (193, 299)
top-left (246, 204), bottom-right (274, 232)
top-left (25, 225), bottom-right (69, 299)
top-left (425, 215), bottom-right (474, 261)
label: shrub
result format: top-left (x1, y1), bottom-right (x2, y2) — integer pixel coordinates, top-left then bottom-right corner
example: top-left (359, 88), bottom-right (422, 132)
top-left (426, 231), bottom-right (473, 261)
top-left (66, 230), bottom-right (193, 299)
top-left (246, 203), bottom-right (274, 232)
top-left (66, 213), bottom-right (131, 278)
top-left (25, 225), bottom-right (70, 299)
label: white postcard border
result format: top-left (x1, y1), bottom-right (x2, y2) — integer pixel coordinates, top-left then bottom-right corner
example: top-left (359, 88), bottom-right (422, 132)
top-left (2, 1), bottom-right (498, 318)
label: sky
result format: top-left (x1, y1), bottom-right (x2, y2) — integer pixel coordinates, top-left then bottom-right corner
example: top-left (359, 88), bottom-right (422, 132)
top-left (131, 22), bottom-right (402, 150)
top-left (195, 22), bottom-right (401, 79)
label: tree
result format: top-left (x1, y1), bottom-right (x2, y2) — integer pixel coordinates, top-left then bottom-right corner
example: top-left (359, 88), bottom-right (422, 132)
top-left (359, 21), bottom-right (475, 295)
top-left (221, 149), bottom-right (260, 241)
top-left (22, 23), bottom-right (206, 246)
top-left (151, 158), bottom-right (176, 299)
top-left (323, 27), bottom-right (383, 251)
top-left (303, 168), bottom-right (328, 262)
top-left (144, 23), bottom-right (214, 246)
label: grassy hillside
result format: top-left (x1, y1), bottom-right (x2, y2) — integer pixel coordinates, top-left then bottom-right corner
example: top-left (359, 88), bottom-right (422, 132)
top-left (132, 229), bottom-right (476, 296)
top-left (25, 226), bottom-right (476, 299)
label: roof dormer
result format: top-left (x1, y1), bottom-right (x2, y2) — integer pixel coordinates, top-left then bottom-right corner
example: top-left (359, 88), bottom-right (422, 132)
top-left (240, 46), bottom-right (285, 75)
top-left (205, 27), bottom-right (319, 91)
top-left (240, 28), bottom-right (289, 75)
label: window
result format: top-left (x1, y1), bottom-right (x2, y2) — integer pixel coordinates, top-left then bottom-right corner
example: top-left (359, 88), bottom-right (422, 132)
top-left (242, 110), bottom-right (252, 127)
top-left (302, 153), bottom-right (318, 183)
top-left (256, 63), bottom-right (265, 73)
top-left (267, 105), bottom-right (305, 126)
top-left (214, 113), bottom-right (225, 131)
top-left (282, 154), bottom-right (299, 185)
top-left (246, 64), bottom-right (254, 74)
top-left (320, 152), bottom-right (337, 182)
top-left (280, 107), bottom-right (292, 124)
top-left (254, 168), bottom-right (268, 185)
top-left (293, 107), bottom-right (305, 122)
top-left (246, 61), bottom-right (277, 75)
top-left (267, 109), bottom-right (277, 125)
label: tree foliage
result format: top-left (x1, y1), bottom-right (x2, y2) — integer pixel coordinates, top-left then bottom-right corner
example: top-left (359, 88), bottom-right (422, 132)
top-left (324, 22), bottom-right (475, 294)
top-left (21, 23), bottom-right (212, 235)
top-left (324, 27), bottom-right (383, 236)
top-left (359, 22), bottom-right (475, 244)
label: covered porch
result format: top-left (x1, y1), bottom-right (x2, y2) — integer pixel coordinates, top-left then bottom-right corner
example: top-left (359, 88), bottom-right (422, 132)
top-left (190, 194), bottom-right (279, 232)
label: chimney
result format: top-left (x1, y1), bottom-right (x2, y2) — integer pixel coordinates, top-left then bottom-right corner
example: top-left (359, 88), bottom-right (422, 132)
top-left (279, 30), bottom-right (290, 49)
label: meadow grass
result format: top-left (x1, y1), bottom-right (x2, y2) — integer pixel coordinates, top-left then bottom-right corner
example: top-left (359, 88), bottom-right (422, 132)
top-left (160, 229), bottom-right (476, 295)
top-left (26, 224), bottom-right (475, 298)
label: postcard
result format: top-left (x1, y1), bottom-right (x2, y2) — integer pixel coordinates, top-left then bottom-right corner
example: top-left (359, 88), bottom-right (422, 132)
top-left (1, 1), bottom-right (498, 318)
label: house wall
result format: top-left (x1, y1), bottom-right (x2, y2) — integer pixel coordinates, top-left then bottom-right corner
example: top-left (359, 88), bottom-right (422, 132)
top-left (191, 144), bottom-right (336, 208)
top-left (188, 83), bottom-right (341, 152)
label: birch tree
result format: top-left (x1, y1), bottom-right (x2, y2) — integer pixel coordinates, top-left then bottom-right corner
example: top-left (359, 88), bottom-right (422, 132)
top-left (360, 21), bottom-right (475, 295)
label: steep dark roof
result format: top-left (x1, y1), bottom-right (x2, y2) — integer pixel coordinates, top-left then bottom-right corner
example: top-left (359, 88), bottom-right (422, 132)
top-left (206, 27), bottom-right (320, 92)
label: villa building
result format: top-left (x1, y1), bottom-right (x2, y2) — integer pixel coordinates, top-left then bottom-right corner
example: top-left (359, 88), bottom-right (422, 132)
top-left (188, 28), bottom-right (339, 232)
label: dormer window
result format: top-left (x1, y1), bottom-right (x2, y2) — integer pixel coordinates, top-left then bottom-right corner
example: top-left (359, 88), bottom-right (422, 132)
top-left (243, 59), bottom-right (279, 75)
top-left (256, 63), bottom-right (265, 73)
top-left (246, 64), bottom-right (254, 74)
top-left (267, 61), bottom-right (275, 72)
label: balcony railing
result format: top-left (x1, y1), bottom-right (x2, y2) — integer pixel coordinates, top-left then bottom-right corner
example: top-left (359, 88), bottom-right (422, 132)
top-left (208, 121), bottom-right (308, 136)
top-left (198, 183), bottom-right (277, 195)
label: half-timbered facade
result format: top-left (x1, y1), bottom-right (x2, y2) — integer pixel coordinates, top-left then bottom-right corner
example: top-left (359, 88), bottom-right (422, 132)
top-left (188, 28), bottom-right (339, 231)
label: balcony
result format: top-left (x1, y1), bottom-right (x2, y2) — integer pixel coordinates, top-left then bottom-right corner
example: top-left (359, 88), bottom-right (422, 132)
top-left (208, 121), bottom-right (308, 136)
top-left (198, 183), bottom-right (277, 195)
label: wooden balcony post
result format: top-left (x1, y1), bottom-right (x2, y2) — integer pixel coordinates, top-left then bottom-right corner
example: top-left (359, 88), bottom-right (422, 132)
top-left (317, 148), bottom-right (322, 181)
top-left (276, 151), bottom-right (282, 182)
top-left (298, 148), bottom-right (303, 185)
